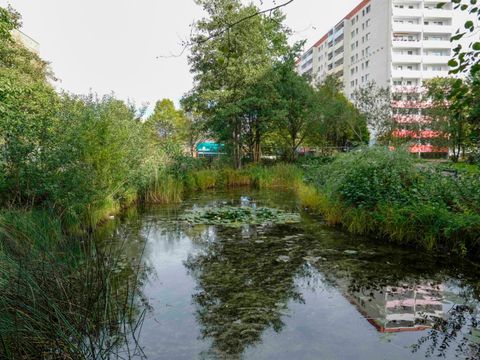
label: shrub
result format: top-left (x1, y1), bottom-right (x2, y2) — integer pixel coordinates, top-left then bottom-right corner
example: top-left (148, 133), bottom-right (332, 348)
top-left (307, 147), bottom-right (480, 255)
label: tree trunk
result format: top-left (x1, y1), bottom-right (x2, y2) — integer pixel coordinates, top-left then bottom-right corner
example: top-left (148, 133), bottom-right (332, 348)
top-left (233, 120), bottom-right (242, 169)
top-left (253, 118), bottom-right (261, 163)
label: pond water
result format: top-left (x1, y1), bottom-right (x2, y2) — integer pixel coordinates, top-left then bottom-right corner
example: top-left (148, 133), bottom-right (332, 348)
top-left (104, 189), bottom-right (480, 359)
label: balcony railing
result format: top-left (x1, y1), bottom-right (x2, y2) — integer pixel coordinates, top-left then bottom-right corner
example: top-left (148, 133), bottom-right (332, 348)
top-left (391, 54), bottom-right (422, 63)
top-left (423, 24), bottom-right (453, 34)
top-left (422, 40), bottom-right (451, 49)
top-left (392, 23), bottom-right (422, 33)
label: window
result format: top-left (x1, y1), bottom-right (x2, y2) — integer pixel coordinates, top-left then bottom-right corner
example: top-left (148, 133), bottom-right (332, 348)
top-left (365, 33), bottom-right (370, 41)
top-left (366, 19), bottom-right (371, 27)
top-left (366, 5), bottom-right (371, 13)
top-left (365, 60), bottom-right (369, 68)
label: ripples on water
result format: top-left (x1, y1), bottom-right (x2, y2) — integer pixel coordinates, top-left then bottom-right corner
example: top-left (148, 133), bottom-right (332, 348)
top-left (100, 189), bottom-right (480, 360)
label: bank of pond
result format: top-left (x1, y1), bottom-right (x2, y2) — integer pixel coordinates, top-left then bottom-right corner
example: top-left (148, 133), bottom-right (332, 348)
top-left (1, 148), bottom-right (480, 358)
top-left (1, 188), bottom-right (480, 359)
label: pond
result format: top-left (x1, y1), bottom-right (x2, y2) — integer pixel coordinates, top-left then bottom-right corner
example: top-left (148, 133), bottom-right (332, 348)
top-left (101, 189), bottom-right (480, 359)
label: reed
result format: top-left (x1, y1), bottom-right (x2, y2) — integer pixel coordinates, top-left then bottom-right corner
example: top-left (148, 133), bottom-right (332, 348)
top-left (0, 210), bottom-right (147, 359)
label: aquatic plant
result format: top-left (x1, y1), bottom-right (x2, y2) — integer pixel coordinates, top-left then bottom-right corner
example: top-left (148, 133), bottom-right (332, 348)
top-left (181, 205), bottom-right (301, 227)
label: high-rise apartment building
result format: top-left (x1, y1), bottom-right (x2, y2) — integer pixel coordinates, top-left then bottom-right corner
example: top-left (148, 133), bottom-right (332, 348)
top-left (296, 0), bottom-right (455, 155)
top-left (297, 0), bottom-right (453, 96)
top-left (12, 29), bottom-right (40, 54)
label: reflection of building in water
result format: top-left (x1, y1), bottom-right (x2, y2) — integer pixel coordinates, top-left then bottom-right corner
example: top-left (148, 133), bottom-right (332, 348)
top-left (345, 283), bottom-right (444, 333)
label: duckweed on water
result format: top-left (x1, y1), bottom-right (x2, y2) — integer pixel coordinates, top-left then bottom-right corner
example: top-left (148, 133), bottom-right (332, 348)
top-left (180, 205), bottom-right (301, 227)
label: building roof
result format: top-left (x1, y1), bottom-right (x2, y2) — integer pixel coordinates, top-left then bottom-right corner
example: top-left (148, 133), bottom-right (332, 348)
top-left (345, 0), bottom-right (371, 20)
top-left (301, 0), bottom-right (372, 53)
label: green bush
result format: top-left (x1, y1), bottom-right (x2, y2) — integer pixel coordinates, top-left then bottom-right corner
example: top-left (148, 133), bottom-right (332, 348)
top-left (307, 147), bottom-right (480, 255)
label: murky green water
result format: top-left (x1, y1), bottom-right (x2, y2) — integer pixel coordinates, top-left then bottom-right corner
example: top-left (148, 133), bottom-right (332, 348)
top-left (105, 189), bottom-right (480, 359)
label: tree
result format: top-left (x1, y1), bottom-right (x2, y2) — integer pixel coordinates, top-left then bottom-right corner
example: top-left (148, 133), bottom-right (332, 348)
top-left (443, 0), bottom-right (480, 76)
top-left (269, 61), bottom-right (317, 161)
top-left (302, 76), bottom-right (369, 154)
top-left (187, 0), bottom-right (290, 168)
top-left (0, 6), bottom-right (58, 205)
top-left (351, 81), bottom-right (393, 145)
top-left (425, 77), bottom-right (472, 161)
top-left (146, 99), bottom-right (188, 143)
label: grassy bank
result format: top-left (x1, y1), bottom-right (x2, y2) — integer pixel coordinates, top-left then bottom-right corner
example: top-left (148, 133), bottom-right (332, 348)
top-left (144, 163), bottom-right (304, 203)
top-left (298, 148), bottom-right (480, 257)
top-left (0, 210), bottom-right (147, 358)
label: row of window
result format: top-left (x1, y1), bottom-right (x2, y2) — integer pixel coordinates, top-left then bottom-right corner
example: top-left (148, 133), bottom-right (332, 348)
top-left (351, 19), bottom-right (371, 38)
top-left (394, 64), bottom-right (448, 71)
top-left (351, 4), bottom-right (371, 25)
top-left (351, 33), bottom-right (370, 51)
top-left (350, 73), bottom-right (370, 87)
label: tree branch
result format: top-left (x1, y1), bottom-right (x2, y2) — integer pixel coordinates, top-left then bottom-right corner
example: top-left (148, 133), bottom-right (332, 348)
top-left (156, 0), bottom-right (295, 59)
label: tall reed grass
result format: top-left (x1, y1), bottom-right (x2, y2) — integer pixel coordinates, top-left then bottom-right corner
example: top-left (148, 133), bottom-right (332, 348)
top-left (0, 210), bottom-right (148, 359)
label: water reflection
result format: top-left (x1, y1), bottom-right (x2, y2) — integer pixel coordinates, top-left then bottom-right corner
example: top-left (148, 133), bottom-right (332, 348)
top-left (127, 190), bottom-right (480, 359)
top-left (184, 224), bottom-right (310, 358)
top-left (346, 282), bottom-right (444, 333)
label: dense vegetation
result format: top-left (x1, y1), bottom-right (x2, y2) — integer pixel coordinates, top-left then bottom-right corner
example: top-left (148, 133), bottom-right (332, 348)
top-left (299, 148), bottom-right (480, 256)
top-left (1, 1), bottom-right (480, 358)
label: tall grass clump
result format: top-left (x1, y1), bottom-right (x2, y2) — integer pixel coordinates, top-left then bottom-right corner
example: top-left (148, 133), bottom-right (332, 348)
top-left (307, 147), bottom-right (480, 256)
top-left (0, 210), bottom-right (148, 359)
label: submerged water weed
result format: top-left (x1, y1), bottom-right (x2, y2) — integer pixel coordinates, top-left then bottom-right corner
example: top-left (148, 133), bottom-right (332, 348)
top-left (180, 205), bottom-right (301, 227)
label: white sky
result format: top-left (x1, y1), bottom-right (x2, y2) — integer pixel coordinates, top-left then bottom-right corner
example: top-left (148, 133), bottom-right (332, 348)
top-left (0, 0), bottom-right (363, 110)
top-left (0, 0), bottom-right (472, 111)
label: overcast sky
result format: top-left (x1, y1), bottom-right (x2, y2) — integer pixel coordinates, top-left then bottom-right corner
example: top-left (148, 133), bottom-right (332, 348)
top-left (0, 0), bottom-right (472, 111)
top-left (0, 0), bottom-right (365, 109)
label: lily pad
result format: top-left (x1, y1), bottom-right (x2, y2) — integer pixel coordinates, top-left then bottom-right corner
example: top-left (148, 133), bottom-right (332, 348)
top-left (180, 205), bottom-right (301, 227)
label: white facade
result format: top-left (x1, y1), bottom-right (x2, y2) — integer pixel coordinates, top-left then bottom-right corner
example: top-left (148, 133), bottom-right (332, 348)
top-left (11, 29), bottom-right (40, 54)
top-left (296, 0), bottom-right (454, 98)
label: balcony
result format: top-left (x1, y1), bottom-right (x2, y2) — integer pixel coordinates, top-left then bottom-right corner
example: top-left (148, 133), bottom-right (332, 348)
top-left (423, 24), bottom-right (453, 34)
top-left (392, 23), bottom-right (422, 33)
top-left (333, 52), bottom-right (344, 64)
top-left (392, 39), bottom-right (422, 48)
top-left (393, 7), bottom-right (422, 18)
top-left (393, 114), bottom-right (431, 124)
top-left (423, 40), bottom-right (451, 49)
top-left (392, 69), bottom-right (422, 78)
top-left (423, 8), bottom-right (453, 18)
top-left (422, 69), bottom-right (449, 79)
top-left (391, 85), bottom-right (422, 93)
top-left (422, 55), bottom-right (450, 64)
top-left (392, 54), bottom-right (422, 63)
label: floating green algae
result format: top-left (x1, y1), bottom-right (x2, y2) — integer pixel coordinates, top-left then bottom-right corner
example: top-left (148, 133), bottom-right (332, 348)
top-left (180, 205), bottom-right (301, 227)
